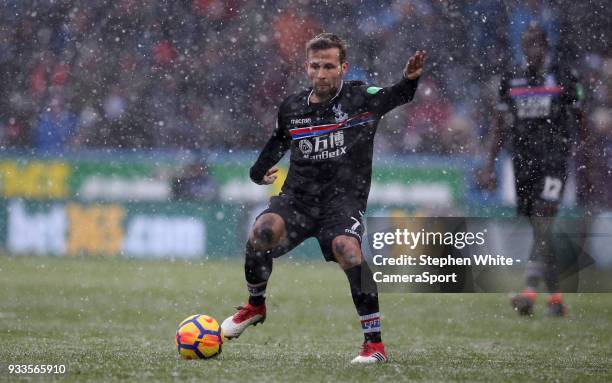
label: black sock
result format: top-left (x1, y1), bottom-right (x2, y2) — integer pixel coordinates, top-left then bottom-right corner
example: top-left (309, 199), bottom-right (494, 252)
top-left (525, 261), bottom-right (543, 290)
top-left (544, 260), bottom-right (560, 293)
top-left (344, 261), bottom-right (382, 343)
top-left (529, 217), bottom-right (559, 293)
top-left (244, 242), bottom-right (272, 306)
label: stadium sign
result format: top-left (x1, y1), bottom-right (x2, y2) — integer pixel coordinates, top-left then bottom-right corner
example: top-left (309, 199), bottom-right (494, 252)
top-left (0, 154), bottom-right (466, 206)
top-left (4, 200), bottom-right (210, 259)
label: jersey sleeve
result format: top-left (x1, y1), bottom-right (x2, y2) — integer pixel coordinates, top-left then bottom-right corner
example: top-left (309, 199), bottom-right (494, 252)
top-left (249, 102), bottom-right (292, 184)
top-left (497, 73), bottom-right (511, 112)
top-left (364, 77), bottom-right (419, 116)
top-left (562, 68), bottom-right (584, 109)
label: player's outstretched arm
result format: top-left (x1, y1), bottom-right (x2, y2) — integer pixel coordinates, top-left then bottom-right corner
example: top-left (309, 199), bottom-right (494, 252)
top-left (366, 50), bottom-right (427, 116)
top-left (250, 136), bottom-right (289, 185)
top-left (403, 50), bottom-right (427, 80)
top-left (477, 111), bottom-right (507, 191)
top-left (250, 116), bottom-right (291, 185)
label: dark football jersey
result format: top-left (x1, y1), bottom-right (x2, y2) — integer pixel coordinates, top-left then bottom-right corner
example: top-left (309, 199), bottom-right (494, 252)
top-left (250, 78), bottom-right (419, 209)
top-left (498, 65), bottom-right (583, 160)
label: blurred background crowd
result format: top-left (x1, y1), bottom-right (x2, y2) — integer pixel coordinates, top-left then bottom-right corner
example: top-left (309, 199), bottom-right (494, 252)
top-left (0, 0), bottom-right (610, 155)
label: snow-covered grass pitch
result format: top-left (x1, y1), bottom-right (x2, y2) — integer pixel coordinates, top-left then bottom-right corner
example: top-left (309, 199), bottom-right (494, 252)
top-left (1, 255), bottom-right (611, 382)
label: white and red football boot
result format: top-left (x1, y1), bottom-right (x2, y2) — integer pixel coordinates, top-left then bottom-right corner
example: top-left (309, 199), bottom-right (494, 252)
top-left (350, 341), bottom-right (388, 364)
top-left (221, 303), bottom-right (266, 339)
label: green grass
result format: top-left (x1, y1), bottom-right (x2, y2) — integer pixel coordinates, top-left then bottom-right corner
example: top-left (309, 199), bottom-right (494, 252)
top-left (0, 255), bottom-right (611, 382)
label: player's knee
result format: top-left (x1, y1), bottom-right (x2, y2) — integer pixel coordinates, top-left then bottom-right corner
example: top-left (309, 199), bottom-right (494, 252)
top-left (251, 225), bottom-right (276, 250)
top-left (332, 237), bottom-right (362, 269)
top-left (250, 215), bottom-right (283, 250)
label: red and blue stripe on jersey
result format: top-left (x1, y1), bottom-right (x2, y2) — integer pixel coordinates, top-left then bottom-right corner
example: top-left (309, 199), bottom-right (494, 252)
top-left (288, 112), bottom-right (375, 140)
top-left (509, 86), bottom-right (564, 98)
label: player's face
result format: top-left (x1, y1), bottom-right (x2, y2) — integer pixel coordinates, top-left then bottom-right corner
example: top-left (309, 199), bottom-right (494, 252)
top-left (305, 48), bottom-right (348, 100)
top-left (522, 36), bottom-right (547, 69)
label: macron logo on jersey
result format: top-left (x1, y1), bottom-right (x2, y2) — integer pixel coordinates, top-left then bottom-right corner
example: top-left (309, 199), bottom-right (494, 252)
top-left (291, 118), bottom-right (312, 125)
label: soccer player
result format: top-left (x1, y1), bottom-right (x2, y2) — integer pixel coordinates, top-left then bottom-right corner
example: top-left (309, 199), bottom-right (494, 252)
top-left (221, 33), bottom-right (426, 364)
top-left (479, 25), bottom-right (584, 317)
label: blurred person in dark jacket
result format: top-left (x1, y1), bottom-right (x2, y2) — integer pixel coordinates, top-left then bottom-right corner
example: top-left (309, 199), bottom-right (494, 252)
top-left (171, 161), bottom-right (218, 201)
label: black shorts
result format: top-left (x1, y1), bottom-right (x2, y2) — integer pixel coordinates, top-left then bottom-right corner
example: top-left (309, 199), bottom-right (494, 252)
top-left (513, 155), bottom-right (568, 216)
top-left (256, 194), bottom-right (366, 262)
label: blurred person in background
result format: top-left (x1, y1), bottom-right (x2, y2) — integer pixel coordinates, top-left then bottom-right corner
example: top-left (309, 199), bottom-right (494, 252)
top-left (171, 159), bottom-right (218, 201)
top-left (478, 25), bottom-right (585, 317)
top-left (33, 94), bottom-right (78, 152)
top-left (403, 78), bottom-right (452, 153)
top-left (578, 56), bottom-right (612, 210)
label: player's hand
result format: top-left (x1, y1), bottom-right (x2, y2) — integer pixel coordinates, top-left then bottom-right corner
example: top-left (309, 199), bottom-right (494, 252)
top-left (261, 167), bottom-right (279, 185)
top-left (476, 166), bottom-right (497, 192)
top-left (404, 50), bottom-right (427, 80)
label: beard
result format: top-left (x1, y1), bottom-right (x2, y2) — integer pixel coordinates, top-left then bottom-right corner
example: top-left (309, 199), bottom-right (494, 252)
top-left (313, 83), bottom-right (338, 101)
